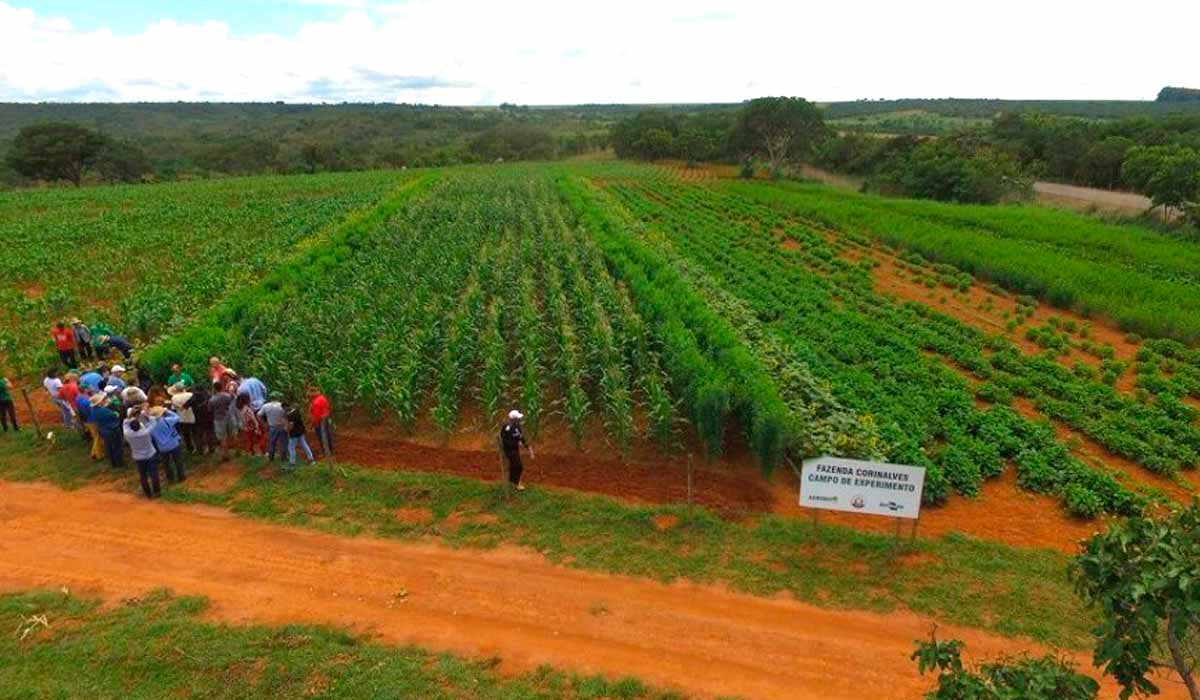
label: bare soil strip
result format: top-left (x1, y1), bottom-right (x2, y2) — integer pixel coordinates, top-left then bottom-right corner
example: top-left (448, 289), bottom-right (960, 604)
top-left (0, 479), bottom-right (1169, 700)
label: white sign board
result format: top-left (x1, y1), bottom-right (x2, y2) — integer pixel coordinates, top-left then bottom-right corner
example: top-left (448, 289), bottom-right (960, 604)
top-left (800, 456), bottom-right (925, 520)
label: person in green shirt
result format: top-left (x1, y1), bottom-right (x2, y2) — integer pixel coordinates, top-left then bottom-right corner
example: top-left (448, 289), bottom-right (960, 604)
top-left (167, 364), bottom-right (195, 389)
top-left (0, 377), bottom-right (17, 432)
top-left (90, 322), bottom-right (115, 355)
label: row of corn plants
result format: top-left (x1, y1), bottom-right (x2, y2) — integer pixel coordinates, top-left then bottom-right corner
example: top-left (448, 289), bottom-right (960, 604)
top-left (147, 167), bottom-right (680, 452)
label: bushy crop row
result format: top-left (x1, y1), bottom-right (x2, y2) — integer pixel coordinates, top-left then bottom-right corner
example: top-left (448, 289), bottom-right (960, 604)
top-left (597, 173), bottom-right (1144, 515)
top-left (727, 179), bottom-right (1200, 344)
top-left (0, 171), bottom-right (406, 376)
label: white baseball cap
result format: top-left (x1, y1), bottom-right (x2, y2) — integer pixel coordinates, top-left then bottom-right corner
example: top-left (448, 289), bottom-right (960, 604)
top-left (508, 409), bottom-right (524, 420)
top-left (111, 365), bottom-right (126, 373)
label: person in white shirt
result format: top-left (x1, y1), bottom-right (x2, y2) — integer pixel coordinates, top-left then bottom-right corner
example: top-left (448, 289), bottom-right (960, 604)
top-left (42, 367), bottom-right (74, 429)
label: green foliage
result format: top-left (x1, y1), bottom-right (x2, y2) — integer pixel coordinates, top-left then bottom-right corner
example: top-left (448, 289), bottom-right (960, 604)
top-left (609, 108), bottom-right (735, 162)
top-left (5, 122), bottom-right (108, 186)
top-left (731, 178), bottom-right (1200, 344)
top-left (873, 138), bottom-right (1032, 204)
top-left (0, 170), bottom-right (406, 377)
top-left (1123, 144), bottom-right (1200, 216)
top-left (1074, 503), bottom-right (1200, 699)
top-left (913, 634), bottom-right (1099, 700)
top-left (730, 96), bottom-right (827, 174)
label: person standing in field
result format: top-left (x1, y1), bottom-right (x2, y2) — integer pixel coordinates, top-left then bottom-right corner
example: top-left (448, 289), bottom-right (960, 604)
top-left (147, 406), bottom-right (186, 484)
top-left (58, 373), bottom-right (82, 435)
top-left (71, 319), bottom-right (93, 362)
top-left (189, 380), bottom-right (215, 455)
top-left (208, 381), bottom-right (235, 459)
top-left (74, 386), bottom-right (98, 455)
top-left (51, 321), bottom-right (78, 369)
top-left (168, 383), bottom-right (197, 453)
top-left (285, 401), bottom-right (315, 467)
top-left (123, 408), bottom-right (161, 499)
top-left (500, 409), bottom-right (533, 491)
top-left (92, 395), bottom-right (124, 468)
top-left (105, 365), bottom-right (128, 391)
top-left (0, 377), bottom-right (19, 432)
top-left (236, 393), bottom-right (263, 456)
top-left (209, 357), bottom-right (235, 385)
top-left (43, 368), bottom-right (74, 430)
top-left (236, 376), bottom-right (268, 410)
top-left (257, 392), bottom-right (289, 462)
top-left (95, 334), bottom-right (133, 361)
top-left (309, 386), bottom-right (333, 457)
top-left (78, 389), bottom-right (104, 460)
top-left (167, 364), bottom-right (195, 389)
top-left (79, 366), bottom-right (104, 393)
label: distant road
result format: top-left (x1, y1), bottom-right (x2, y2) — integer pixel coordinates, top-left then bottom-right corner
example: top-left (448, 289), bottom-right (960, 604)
top-left (1033, 181), bottom-right (1152, 215)
top-left (797, 164), bottom-right (1155, 217)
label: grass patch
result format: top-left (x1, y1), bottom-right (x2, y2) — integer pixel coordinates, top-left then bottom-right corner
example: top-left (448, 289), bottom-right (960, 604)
top-left (0, 588), bottom-right (704, 700)
top-left (0, 432), bottom-right (1094, 648)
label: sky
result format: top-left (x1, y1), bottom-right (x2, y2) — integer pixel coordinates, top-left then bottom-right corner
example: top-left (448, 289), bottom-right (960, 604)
top-left (1, 0), bottom-right (1196, 105)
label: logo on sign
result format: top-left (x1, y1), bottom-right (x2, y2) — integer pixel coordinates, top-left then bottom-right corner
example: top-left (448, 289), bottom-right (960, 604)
top-left (851, 495), bottom-right (865, 509)
top-left (880, 501), bottom-right (905, 512)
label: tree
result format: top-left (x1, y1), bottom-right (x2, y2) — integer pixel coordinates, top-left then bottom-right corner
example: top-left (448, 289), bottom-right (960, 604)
top-left (1080, 136), bottom-right (1134, 189)
top-left (1123, 145), bottom-right (1200, 217)
top-left (912, 632), bottom-right (1099, 700)
top-left (5, 122), bottom-right (109, 186)
top-left (299, 141), bottom-right (340, 174)
top-left (875, 138), bottom-right (1031, 204)
top-left (730, 97), bottom-right (827, 175)
top-left (96, 139), bottom-right (151, 183)
top-left (1074, 502), bottom-right (1200, 700)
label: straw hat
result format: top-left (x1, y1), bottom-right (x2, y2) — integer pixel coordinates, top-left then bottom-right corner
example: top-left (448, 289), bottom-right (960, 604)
top-left (89, 393), bottom-right (107, 407)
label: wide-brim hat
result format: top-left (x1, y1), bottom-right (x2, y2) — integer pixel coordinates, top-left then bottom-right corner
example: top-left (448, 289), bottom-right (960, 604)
top-left (89, 393), bottom-right (107, 407)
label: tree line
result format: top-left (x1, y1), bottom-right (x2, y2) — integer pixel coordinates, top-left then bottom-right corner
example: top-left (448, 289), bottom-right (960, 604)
top-left (613, 98), bottom-right (1033, 205)
top-left (0, 103), bottom-right (613, 187)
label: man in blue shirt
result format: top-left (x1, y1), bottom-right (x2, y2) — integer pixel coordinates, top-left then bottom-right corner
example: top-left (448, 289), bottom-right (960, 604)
top-left (104, 365), bottom-right (128, 391)
top-left (79, 368), bottom-right (104, 392)
top-left (237, 377), bottom-right (269, 411)
top-left (148, 407), bottom-right (186, 484)
top-left (75, 389), bottom-right (104, 461)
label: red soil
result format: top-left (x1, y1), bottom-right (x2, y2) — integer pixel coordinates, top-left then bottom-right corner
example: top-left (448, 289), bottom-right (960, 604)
top-left (3, 480), bottom-right (1178, 700)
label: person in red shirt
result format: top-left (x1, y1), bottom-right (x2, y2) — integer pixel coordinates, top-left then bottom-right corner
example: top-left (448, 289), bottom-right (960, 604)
top-left (51, 321), bottom-right (78, 369)
top-left (308, 386), bottom-right (333, 457)
top-left (208, 357), bottom-right (236, 384)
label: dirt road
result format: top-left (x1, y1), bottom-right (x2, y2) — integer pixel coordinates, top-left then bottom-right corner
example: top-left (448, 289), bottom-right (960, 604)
top-left (1, 480), bottom-right (1170, 700)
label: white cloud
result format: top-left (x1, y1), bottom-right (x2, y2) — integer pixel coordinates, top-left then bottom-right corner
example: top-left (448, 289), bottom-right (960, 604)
top-left (0, 0), bottom-right (1196, 104)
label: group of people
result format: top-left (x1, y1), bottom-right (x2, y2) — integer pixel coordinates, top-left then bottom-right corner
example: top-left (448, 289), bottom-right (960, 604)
top-left (50, 318), bottom-right (133, 369)
top-left (27, 319), bottom-right (338, 499)
top-left (7, 317), bottom-right (540, 497)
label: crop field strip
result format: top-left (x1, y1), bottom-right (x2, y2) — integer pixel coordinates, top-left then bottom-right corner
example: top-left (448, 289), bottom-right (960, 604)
top-left (589, 170), bottom-right (1200, 517)
top-left (726, 180), bottom-right (1200, 345)
top-left (0, 171), bottom-right (410, 376)
top-left (150, 168), bottom-right (678, 452)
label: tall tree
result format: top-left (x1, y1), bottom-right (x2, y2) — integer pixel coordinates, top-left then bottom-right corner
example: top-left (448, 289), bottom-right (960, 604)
top-left (1074, 503), bottom-right (1200, 700)
top-left (96, 139), bottom-right (151, 183)
top-left (730, 97), bottom-right (826, 175)
top-left (6, 122), bottom-right (109, 186)
top-left (1123, 145), bottom-right (1200, 216)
